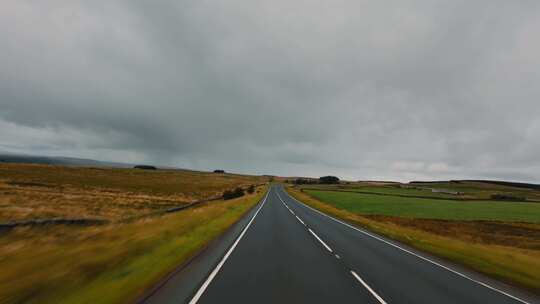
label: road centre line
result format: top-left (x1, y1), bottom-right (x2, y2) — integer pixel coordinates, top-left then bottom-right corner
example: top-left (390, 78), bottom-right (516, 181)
top-left (278, 189), bottom-right (390, 303)
top-left (350, 270), bottom-right (388, 304)
top-left (308, 228), bottom-right (333, 253)
top-left (281, 189), bottom-right (531, 304)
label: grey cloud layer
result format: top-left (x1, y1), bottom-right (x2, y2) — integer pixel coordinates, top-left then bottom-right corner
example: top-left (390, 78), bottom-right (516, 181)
top-left (1, 0), bottom-right (539, 181)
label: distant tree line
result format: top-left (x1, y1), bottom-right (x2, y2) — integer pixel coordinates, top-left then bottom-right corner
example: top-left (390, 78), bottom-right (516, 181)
top-left (291, 178), bottom-right (318, 185)
top-left (290, 176), bottom-right (340, 185)
top-left (490, 194), bottom-right (526, 202)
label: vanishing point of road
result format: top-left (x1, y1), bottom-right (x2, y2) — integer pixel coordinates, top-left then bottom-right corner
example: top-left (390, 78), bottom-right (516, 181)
top-left (143, 185), bottom-right (537, 304)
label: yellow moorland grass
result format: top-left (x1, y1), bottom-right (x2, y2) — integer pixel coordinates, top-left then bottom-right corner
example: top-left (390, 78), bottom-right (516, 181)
top-left (286, 187), bottom-right (540, 293)
top-left (0, 186), bottom-right (267, 304)
top-left (0, 163), bottom-right (267, 222)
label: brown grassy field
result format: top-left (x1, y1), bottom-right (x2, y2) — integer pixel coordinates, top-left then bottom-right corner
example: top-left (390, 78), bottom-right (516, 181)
top-left (287, 186), bottom-right (540, 293)
top-left (0, 163), bottom-right (267, 222)
top-left (0, 163), bottom-right (268, 303)
top-left (364, 215), bottom-right (540, 251)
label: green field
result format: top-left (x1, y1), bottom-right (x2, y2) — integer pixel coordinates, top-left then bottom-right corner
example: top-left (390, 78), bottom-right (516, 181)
top-left (305, 189), bottom-right (540, 222)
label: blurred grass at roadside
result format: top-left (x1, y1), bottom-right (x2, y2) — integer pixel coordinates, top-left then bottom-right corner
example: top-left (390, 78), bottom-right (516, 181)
top-left (0, 186), bottom-right (267, 303)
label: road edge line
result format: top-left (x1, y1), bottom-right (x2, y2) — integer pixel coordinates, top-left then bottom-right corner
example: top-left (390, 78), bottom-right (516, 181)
top-left (188, 189), bottom-right (270, 304)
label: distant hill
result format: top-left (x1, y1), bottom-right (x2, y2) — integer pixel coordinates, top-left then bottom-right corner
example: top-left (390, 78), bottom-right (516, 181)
top-left (410, 179), bottom-right (540, 190)
top-left (0, 153), bottom-right (133, 168)
top-left (461, 180), bottom-right (540, 190)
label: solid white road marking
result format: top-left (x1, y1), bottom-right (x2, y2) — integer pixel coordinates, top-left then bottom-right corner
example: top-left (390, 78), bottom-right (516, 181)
top-left (308, 228), bottom-right (333, 253)
top-left (350, 270), bottom-right (388, 304)
top-left (281, 189), bottom-right (531, 304)
top-left (335, 254), bottom-right (340, 259)
top-left (276, 192), bottom-right (288, 206)
top-left (295, 215), bottom-right (305, 226)
top-left (278, 192), bottom-right (299, 217)
top-left (188, 190), bottom-right (270, 304)
top-left (282, 202), bottom-right (291, 211)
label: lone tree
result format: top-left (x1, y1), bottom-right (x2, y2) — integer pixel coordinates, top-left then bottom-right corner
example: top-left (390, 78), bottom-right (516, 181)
top-left (319, 176), bottom-right (340, 184)
top-left (134, 165), bottom-right (157, 170)
top-left (213, 169), bottom-right (225, 173)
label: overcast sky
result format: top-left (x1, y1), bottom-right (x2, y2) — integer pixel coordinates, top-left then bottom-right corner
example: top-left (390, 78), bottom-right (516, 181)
top-left (1, 1), bottom-right (539, 182)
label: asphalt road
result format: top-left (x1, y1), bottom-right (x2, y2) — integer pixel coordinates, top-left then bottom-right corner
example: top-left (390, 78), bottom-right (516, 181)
top-left (143, 185), bottom-right (537, 304)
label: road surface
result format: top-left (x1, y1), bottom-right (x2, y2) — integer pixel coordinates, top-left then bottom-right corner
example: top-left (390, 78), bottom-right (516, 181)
top-left (143, 185), bottom-right (537, 304)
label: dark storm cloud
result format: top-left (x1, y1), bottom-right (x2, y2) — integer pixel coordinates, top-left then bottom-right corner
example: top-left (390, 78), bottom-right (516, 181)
top-left (1, 0), bottom-right (540, 181)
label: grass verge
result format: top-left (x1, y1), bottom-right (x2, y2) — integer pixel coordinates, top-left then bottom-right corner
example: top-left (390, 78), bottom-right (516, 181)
top-left (286, 187), bottom-right (540, 293)
top-left (0, 186), bottom-right (267, 304)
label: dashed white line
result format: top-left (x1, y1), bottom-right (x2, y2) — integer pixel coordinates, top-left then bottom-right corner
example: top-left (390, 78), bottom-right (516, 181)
top-left (295, 215), bottom-right (305, 226)
top-left (280, 189), bottom-right (388, 303)
top-left (281, 188), bottom-right (531, 304)
top-left (350, 270), bottom-right (387, 304)
top-left (308, 228), bottom-right (333, 253)
top-left (188, 190), bottom-right (269, 304)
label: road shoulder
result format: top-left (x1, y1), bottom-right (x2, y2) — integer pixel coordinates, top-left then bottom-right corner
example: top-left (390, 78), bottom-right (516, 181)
top-left (140, 189), bottom-right (269, 304)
